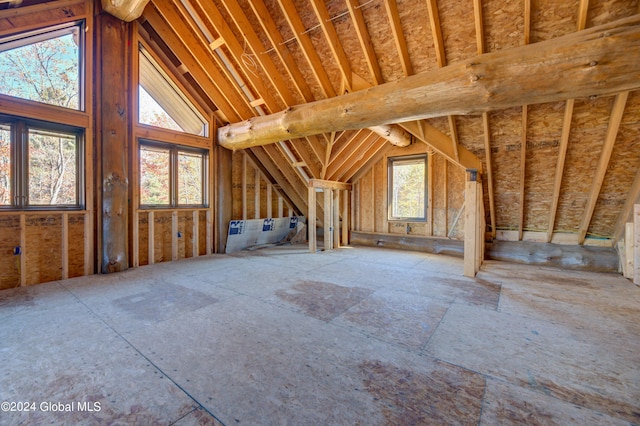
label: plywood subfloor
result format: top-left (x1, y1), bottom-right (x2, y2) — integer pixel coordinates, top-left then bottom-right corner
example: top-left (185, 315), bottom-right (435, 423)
top-left (0, 245), bottom-right (638, 425)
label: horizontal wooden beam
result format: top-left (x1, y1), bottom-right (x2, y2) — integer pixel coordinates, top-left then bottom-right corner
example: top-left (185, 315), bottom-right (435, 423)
top-left (309, 179), bottom-right (352, 191)
top-left (218, 15), bottom-right (640, 150)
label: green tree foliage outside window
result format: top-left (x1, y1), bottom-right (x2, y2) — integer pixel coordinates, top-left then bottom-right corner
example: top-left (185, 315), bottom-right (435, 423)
top-left (0, 25), bottom-right (81, 110)
top-left (28, 129), bottom-right (77, 205)
top-left (0, 127), bottom-right (10, 205)
top-left (139, 142), bottom-right (207, 207)
top-left (389, 156), bottom-right (426, 220)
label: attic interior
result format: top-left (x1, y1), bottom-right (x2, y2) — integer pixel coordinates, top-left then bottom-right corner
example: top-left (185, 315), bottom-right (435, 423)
top-left (0, 0), bottom-right (639, 423)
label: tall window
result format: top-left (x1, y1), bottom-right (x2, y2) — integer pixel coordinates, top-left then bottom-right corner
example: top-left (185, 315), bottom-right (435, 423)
top-left (0, 116), bottom-right (83, 209)
top-left (0, 22), bottom-right (84, 110)
top-left (388, 155), bottom-right (427, 221)
top-left (138, 45), bottom-right (208, 136)
top-left (139, 141), bottom-right (207, 208)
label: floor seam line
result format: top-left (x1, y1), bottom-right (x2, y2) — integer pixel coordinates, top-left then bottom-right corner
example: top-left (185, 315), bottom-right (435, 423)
top-left (58, 283), bottom-right (227, 426)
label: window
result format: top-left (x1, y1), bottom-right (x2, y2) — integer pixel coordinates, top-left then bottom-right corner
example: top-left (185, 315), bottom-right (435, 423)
top-left (0, 22), bottom-right (84, 110)
top-left (138, 45), bottom-right (208, 136)
top-left (388, 155), bottom-right (427, 221)
top-left (139, 141), bottom-right (208, 208)
top-left (0, 116), bottom-right (84, 209)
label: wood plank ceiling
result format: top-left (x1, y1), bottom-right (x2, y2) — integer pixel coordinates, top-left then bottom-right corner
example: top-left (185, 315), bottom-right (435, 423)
top-left (137, 0), bottom-right (639, 243)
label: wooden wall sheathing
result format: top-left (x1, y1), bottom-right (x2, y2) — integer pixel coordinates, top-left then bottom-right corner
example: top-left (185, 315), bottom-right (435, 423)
top-left (231, 151), bottom-right (244, 219)
top-left (432, 154), bottom-right (446, 237)
top-left (67, 214), bottom-right (85, 278)
top-left (0, 216), bottom-right (21, 290)
top-left (325, 0), bottom-right (371, 87)
top-left (153, 212), bottom-right (173, 263)
top-left (178, 212), bottom-right (193, 259)
top-left (483, 0), bottom-right (525, 52)
top-left (587, 0), bottom-right (639, 28)
top-left (555, 96), bottom-right (613, 233)
top-left (199, 211), bottom-right (207, 255)
top-left (138, 214), bottom-right (149, 266)
top-left (589, 90), bottom-right (640, 238)
top-left (523, 102), bottom-right (565, 231)
top-left (358, 0), bottom-right (401, 83)
top-left (437, 0), bottom-right (477, 65)
top-left (396, 0), bottom-right (437, 75)
top-left (25, 215), bottom-right (62, 286)
top-left (373, 156), bottom-right (386, 233)
top-left (530, 0), bottom-right (579, 43)
top-left (358, 167), bottom-right (374, 232)
top-left (448, 162), bottom-right (465, 240)
top-left (489, 107), bottom-right (524, 231)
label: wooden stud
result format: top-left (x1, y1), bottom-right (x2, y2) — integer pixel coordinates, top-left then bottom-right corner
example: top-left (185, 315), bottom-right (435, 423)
top-left (206, 209), bottom-right (213, 255)
top-left (342, 189), bottom-right (349, 245)
top-left (148, 211), bottom-right (155, 265)
top-left (308, 186), bottom-right (317, 252)
top-left (624, 222), bottom-right (634, 279)
top-left (464, 179), bottom-right (479, 278)
top-left (278, 196), bottom-right (284, 218)
top-left (242, 152), bottom-right (247, 220)
top-left (132, 210), bottom-right (139, 267)
top-left (333, 189), bottom-right (341, 249)
top-left (482, 113), bottom-right (496, 239)
top-left (634, 204), bottom-right (640, 285)
top-left (20, 214), bottom-right (26, 286)
top-left (427, 152), bottom-right (434, 236)
top-left (519, 105), bottom-right (528, 240)
top-left (254, 168), bottom-right (261, 219)
top-left (172, 211), bottom-right (178, 261)
top-left (61, 213), bottom-right (68, 280)
top-left (324, 189), bottom-right (333, 250)
top-left (192, 210), bottom-right (199, 257)
top-left (578, 91), bottom-right (629, 244)
top-left (267, 183), bottom-right (273, 218)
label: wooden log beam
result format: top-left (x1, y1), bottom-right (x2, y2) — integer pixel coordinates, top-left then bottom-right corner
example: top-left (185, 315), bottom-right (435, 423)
top-left (101, 0), bottom-right (149, 22)
top-left (218, 15), bottom-right (640, 150)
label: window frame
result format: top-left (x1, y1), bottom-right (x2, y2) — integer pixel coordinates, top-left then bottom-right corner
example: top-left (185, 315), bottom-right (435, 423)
top-left (0, 20), bottom-right (86, 112)
top-left (387, 154), bottom-right (428, 222)
top-left (0, 114), bottom-right (85, 211)
top-left (139, 139), bottom-right (209, 209)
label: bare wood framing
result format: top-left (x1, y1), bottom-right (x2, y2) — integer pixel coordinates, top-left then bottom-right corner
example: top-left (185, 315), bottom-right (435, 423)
top-left (148, 211), bottom-right (155, 265)
top-left (308, 186), bottom-right (317, 252)
top-left (61, 213), bottom-right (68, 280)
top-left (614, 168), bottom-right (640, 244)
top-left (635, 205), bottom-right (640, 285)
top-left (578, 91), bottom-right (629, 244)
top-left (385, 0), bottom-right (412, 77)
top-left (345, 0), bottom-right (383, 85)
top-left (547, 98), bottom-right (575, 241)
top-left (172, 211), bottom-right (178, 261)
top-left (482, 113), bottom-right (496, 239)
top-left (218, 15), bottom-right (640, 150)
top-left (192, 210), bottom-right (199, 257)
top-left (333, 189), bottom-right (341, 248)
top-left (324, 189), bottom-right (333, 250)
top-left (342, 189), bottom-right (349, 245)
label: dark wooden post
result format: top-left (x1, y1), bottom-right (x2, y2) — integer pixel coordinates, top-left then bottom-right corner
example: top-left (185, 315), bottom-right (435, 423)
top-left (96, 12), bottom-right (130, 273)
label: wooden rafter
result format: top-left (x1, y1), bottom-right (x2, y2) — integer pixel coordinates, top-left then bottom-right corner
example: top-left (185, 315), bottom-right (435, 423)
top-left (219, 15), bottom-right (640, 149)
top-left (149, 2), bottom-right (252, 120)
top-left (546, 0), bottom-right (590, 242)
top-left (309, 0), bottom-right (353, 91)
top-left (345, 0), bottom-right (383, 85)
top-left (190, 0), bottom-right (279, 112)
top-left (248, 0), bottom-right (314, 102)
top-left (384, 0), bottom-right (412, 77)
top-left (577, 91), bottom-right (629, 243)
top-left (142, 5), bottom-right (243, 122)
top-left (198, 0), bottom-right (294, 107)
top-left (343, 138), bottom-right (389, 182)
top-left (519, 0), bottom-right (532, 240)
top-left (326, 131), bottom-right (378, 181)
top-left (277, 0), bottom-right (336, 98)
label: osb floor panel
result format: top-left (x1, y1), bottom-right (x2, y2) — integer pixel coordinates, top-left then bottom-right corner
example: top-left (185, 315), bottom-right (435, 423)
top-left (0, 246), bottom-right (638, 425)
